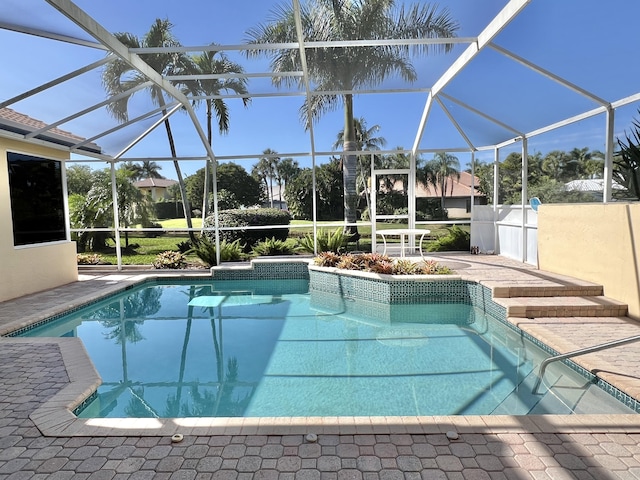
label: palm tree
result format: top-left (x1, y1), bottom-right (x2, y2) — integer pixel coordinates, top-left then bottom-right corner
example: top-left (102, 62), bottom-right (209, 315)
top-left (253, 149), bottom-right (280, 208)
top-left (139, 160), bottom-right (164, 179)
top-left (101, 19), bottom-right (197, 241)
top-left (189, 49), bottom-right (250, 217)
top-left (421, 152), bottom-right (460, 210)
top-left (333, 117), bottom-right (386, 213)
top-left (278, 157), bottom-right (301, 187)
top-left (246, 0), bottom-right (458, 237)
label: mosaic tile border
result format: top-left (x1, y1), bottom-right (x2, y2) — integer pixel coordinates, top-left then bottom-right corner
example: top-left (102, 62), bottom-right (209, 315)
top-left (211, 259), bottom-right (311, 280)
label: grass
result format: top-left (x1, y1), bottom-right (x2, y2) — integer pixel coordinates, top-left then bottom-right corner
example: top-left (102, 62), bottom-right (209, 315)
top-left (87, 220), bottom-right (468, 266)
top-left (91, 235), bottom-right (198, 266)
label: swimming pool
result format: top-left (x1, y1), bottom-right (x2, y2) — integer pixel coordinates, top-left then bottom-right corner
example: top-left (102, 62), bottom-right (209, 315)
top-left (17, 278), bottom-right (635, 418)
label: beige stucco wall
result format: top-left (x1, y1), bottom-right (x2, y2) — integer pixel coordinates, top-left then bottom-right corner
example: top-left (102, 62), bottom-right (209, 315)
top-left (0, 138), bottom-right (78, 302)
top-left (537, 203), bottom-right (640, 319)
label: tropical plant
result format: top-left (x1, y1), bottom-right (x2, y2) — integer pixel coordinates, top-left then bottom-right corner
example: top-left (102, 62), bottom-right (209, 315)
top-left (615, 111), bottom-right (640, 200)
top-left (246, 0), bottom-right (459, 238)
top-left (188, 48), bottom-right (249, 217)
top-left (153, 250), bottom-right (187, 269)
top-left (313, 251), bottom-right (340, 267)
top-left (299, 228), bottom-right (350, 254)
top-left (101, 18), bottom-right (197, 242)
top-left (70, 168), bottom-right (155, 251)
top-left (313, 252), bottom-right (452, 274)
top-left (417, 259), bottom-right (452, 275)
top-left (76, 253), bottom-right (108, 265)
top-left (426, 225), bottom-right (470, 252)
top-left (252, 237), bottom-right (301, 256)
top-left (188, 236), bottom-right (245, 267)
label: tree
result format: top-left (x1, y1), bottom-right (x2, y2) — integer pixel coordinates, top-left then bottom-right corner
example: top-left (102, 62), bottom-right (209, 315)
top-left (277, 157), bottom-right (301, 187)
top-left (252, 149), bottom-right (280, 208)
top-left (101, 18), bottom-right (197, 241)
top-left (247, 0), bottom-right (458, 238)
top-left (71, 168), bottom-right (153, 251)
top-left (139, 160), bottom-right (164, 179)
top-left (217, 162), bottom-right (264, 208)
top-left (421, 152), bottom-right (460, 210)
top-left (66, 164), bottom-right (95, 196)
top-left (119, 160), bottom-right (164, 181)
top-left (187, 163), bottom-right (263, 211)
top-left (333, 117), bottom-right (386, 213)
top-left (284, 158), bottom-right (344, 220)
top-left (189, 49), bottom-right (249, 216)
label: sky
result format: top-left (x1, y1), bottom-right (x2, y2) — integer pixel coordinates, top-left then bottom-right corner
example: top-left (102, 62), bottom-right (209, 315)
top-left (1, 0), bottom-right (639, 179)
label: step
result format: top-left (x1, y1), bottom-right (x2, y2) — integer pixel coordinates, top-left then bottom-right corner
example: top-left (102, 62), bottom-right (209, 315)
top-left (482, 280), bottom-right (603, 298)
top-left (494, 296), bottom-right (628, 318)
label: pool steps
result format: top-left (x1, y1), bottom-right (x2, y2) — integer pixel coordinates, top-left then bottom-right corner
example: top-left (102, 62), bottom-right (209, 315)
top-left (483, 279), bottom-right (629, 318)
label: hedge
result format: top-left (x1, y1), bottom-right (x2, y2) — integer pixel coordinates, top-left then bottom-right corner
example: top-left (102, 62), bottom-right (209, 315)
top-left (155, 201), bottom-right (184, 219)
top-left (203, 208), bottom-right (291, 250)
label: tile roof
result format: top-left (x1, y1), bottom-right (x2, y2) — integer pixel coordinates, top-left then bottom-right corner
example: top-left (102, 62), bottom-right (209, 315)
top-left (0, 107), bottom-right (101, 153)
top-left (133, 178), bottom-right (177, 188)
top-left (392, 171), bottom-right (485, 198)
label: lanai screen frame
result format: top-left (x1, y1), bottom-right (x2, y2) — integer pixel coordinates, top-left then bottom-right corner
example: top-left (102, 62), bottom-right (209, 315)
top-left (1, 0), bottom-right (638, 267)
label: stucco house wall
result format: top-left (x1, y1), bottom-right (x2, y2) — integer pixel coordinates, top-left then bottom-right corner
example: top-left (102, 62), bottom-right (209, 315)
top-left (537, 203), bottom-right (640, 320)
top-left (0, 138), bottom-right (77, 302)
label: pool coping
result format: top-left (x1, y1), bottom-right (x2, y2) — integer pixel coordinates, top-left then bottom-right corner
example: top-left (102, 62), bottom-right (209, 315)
top-left (4, 265), bottom-right (640, 437)
top-left (10, 332), bottom-right (640, 436)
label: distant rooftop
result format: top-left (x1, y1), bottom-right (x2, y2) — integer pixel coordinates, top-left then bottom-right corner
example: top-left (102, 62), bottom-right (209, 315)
top-left (133, 178), bottom-right (177, 188)
top-left (0, 108), bottom-right (101, 154)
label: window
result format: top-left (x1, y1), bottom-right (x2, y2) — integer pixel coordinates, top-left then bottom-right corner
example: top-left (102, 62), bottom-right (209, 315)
top-left (7, 152), bottom-right (66, 246)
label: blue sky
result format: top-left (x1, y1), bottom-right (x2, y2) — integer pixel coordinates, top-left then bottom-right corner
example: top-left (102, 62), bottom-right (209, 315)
top-left (1, 0), bottom-right (639, 178)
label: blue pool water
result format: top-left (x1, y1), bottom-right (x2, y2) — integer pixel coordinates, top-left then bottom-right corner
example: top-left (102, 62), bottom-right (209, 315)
top-left (18, 279), bottom-right (635, 418)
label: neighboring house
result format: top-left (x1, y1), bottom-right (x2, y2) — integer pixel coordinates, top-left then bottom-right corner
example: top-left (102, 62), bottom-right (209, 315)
top-left (0, 107), bottom-right (100, 302)
top-left (261, 184), bottom-right (287, 210)
top-left (133, 177), bottom-right (178, 201)
top-left (392, 171), bottom-right (486, 219)
top-left (564, 178), bottom-right (624, 201)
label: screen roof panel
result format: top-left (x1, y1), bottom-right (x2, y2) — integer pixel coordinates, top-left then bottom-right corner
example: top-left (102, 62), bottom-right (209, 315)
top-left (0, 0), bottom-right (637, 169)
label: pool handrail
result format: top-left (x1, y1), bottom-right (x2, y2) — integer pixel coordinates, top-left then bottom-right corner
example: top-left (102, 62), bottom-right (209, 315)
top-left (532, 334), bottom-right (640, 394)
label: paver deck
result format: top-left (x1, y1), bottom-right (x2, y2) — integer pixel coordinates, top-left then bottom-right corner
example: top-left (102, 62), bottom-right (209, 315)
top-left (2, 254), bottom-right (640, 478)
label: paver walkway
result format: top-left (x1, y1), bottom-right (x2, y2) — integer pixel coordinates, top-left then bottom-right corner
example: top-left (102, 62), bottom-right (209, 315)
top-left (2, 255), bottom-right (640, 478)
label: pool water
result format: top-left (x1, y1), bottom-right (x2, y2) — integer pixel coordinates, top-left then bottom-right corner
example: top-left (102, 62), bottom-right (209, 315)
top-left (19, 279), bottom-right (635, 418)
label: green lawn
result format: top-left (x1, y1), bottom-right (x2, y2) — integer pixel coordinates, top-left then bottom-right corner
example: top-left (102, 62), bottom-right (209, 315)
top-left (90, 220), bottom-right (466, 265)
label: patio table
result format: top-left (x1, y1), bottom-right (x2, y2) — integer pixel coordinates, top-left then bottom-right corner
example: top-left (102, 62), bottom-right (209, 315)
top-left (376, 228), bottom-right (430, 259)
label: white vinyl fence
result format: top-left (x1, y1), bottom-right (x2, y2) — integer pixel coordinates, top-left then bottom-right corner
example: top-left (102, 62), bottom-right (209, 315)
top-left (470, 205), bottom-right (538, 266)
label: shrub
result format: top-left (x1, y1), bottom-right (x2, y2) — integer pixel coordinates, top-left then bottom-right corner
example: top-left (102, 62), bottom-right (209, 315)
top-left (153, 251), bottom-right (187, 269)
top-left (188, 236), bottom-right (244, 267)
top-left (299, 228), bottom-right (349, 254)
top-left (204, 208), bottom-right (291, 251)
top-left (427, 226), bottom-right (470, 252)
top-left (313, 253), bottom-right (453, 275)
top-left (313, 251), bottom-right (341, 267)
top-left (417, 259), bottom-right (453, 275)
top-left (142, 221), bottom-right (163, 238)
top-left (252, 237), bottom-right (301, 256)
top-left (155, 201), bottom-right (184, 219)
top-left (77, 253), bottom-right (108, 265)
